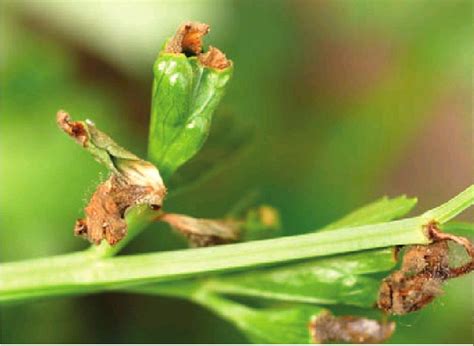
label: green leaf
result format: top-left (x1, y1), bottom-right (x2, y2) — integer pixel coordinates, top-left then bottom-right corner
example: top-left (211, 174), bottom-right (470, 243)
top-left (147, 48), bottom-right (233, 180)
top-left (238, 305), bottom-right (321, 344)
top-left (441, 222), bottom-right (474, 237)
top-left (192, 292), bottom-right (322, 344)
top-left (167, 110), bottom-right (252, 193)
top-left (205, 248), bottom-right (395, 308)
top-left (323, 195), bottom-right (418, 230)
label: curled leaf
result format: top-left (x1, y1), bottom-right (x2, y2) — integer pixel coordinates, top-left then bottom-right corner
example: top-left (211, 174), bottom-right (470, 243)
top-left (57, 111), bottom-right (166, 245)
top-left (377, 223), bottom-right (474, 315)
top-left (148, 22), bottom-right (233, 180)
top-left (165, 21), bottom-right (209, 55)
top-left (309, 311), bottom-right (395, 344)
top-left (160, 213), bottom-right (240, 247)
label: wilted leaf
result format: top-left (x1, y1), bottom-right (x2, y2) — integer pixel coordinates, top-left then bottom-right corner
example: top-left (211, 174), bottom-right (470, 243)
top-left (57, 111), bottom-right (166, 245)
top-left (160, 213), bottom-right (240, 247)
top-left (309, 311), bottom-right (395, 343)
top-left (378, 224), bottom-right (474, 315)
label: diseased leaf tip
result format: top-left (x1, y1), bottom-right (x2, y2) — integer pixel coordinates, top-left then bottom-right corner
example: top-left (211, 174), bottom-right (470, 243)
top-left (164, 22), bottom-right (231, 70)
top-left (198, 46), bottom-right (231, 70)
top-left (166, 21), bottom-right (210, 56)
top-left (56, 110), bottom-right (89, 146)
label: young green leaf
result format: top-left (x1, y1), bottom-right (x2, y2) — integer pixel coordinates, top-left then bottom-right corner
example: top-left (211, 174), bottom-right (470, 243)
top-left (147, 22), bottom-right (233, 180)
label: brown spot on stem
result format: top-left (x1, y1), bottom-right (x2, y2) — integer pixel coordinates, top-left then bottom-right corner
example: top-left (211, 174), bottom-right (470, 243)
top-left (377, 224), bottom-right (474, 315)
top-left (309, 311), bottom-right (395, 344)
top-left (56, 110), bottom-right (88, 146)
top-left (165, 22), bottom-right (210, 55)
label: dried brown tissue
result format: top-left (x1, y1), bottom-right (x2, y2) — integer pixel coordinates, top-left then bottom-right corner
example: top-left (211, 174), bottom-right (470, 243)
top-left (309, 311), bottom-right (395, 344)
top-left (378, 222), bottom-right (474, 315)
top-left (165, 22), bottom-right (231, 70)
top-left (57, 111), bottom-right (166, 245)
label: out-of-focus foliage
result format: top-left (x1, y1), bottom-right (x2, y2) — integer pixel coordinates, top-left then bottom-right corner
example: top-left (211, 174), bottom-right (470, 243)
top-left (1, 0), bottom-right (472, 343)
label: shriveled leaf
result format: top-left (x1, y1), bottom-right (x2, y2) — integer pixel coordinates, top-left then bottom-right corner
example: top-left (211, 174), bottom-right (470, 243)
top-left (323, 195), bottom-right (417, 231)
top-left (160, 213), bottom-right (240, 247)
top-left (148, 22), bottom-right (233, 180)
top-left (378, 224), bottom-right (474, 315)
top-left (159, 205), bottom-right (280, 247)
top-left (206, 248), bottom-right (396, 307)
top-left (57, 111), bottom-right (166, 245)
top-left (309, 311), bottom-right (395, 343)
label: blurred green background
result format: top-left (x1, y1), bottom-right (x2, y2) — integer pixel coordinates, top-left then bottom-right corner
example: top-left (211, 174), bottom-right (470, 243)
top-left (0, 0), bottom-right (472, 343)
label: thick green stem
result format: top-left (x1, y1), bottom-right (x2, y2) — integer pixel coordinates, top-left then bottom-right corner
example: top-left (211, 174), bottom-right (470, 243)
top-left (0, 185), bottom-right (472, 304)
top-left (0, 217), bottom-right (428, 303)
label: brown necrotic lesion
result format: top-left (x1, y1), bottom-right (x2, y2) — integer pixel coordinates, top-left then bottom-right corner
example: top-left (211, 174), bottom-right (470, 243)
top-left (159, 213), bottom-right (241, 247)
top-left (377, 223), bottom-right (474, 315)
top-left (165, 22), bottom-right (231, 70)
top-left (309, 311), bottom-right (395, 344)
top-left (57, 110), bottom-right (166, 246)
top-left (74, 175), bottom-right (161, 245)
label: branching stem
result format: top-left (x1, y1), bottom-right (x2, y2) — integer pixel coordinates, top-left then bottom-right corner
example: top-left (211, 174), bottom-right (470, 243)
top-left (0, 185), bottom-right (472, 304)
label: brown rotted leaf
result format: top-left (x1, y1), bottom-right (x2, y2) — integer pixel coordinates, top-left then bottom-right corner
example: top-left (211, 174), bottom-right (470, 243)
top-left (57, 110), bottom-right (166, 245)
top-left (164, 22), bottom-right (231, 70)
top-left (309, 311), bottom-right (395, 344)
top-left (198, 46), bottom-right (231, 70)
top-left (160, 213), bottom-right (240, 247)
top-left (378, 223), bottom-right (474, 315)
top-left (165, 21), bottom-right (210, 55)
